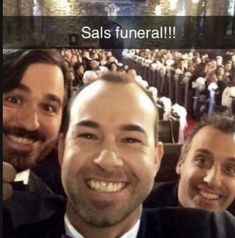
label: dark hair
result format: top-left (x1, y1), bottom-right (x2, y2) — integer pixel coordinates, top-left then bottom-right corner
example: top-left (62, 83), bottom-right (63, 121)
top-left (73, 62), bottom-right (84, 72)
top-left (3, 49), bottom-right (69, 103)
top-left (181, 113), bottom-right (235, 155)
top-left (61, 72), bottom-right (160, 144)
top-left (107, 62), bottom-right (118, 71)
top-left (193, 62), bottom-right (207, 78)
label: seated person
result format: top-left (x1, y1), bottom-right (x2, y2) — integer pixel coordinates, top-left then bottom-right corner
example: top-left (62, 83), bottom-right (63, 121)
top-left (144, 114), bottom-right (235, 215)
top-left (222, 72), bottom-right (235, 115)
top-left (4, 73), bottom-right (235, 238)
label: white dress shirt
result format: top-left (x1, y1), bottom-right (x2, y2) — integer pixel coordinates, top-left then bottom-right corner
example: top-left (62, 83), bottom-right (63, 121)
top-left (14, 169), bottom-right (30, 185)
top-left (64, 214), bottom-right (140, 238)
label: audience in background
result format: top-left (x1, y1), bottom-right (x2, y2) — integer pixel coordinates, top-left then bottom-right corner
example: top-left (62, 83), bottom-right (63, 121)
top-left (222, 72), bottom-right (235, 115)
top-left (122, 49), bottom-right (235, 118)
top-left (57, 48), bottom-right (235, 143)
top-left (58, 48), bottom-right (235, 121)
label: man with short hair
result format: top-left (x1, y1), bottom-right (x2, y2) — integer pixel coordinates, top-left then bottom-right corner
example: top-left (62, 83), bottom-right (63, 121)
top-left (4, 73), bottom-right (235, 238)
top-left (144, 114), bottom-right (235, 215)
top-left (3, 49), bottom-right (68, 200)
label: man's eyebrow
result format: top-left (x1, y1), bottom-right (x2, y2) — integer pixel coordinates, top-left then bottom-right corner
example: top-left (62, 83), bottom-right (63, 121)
top-left (74, 121), bottom-right (146, 135)
top-left (195, 148), bottom-right (213, 155)
top-left (227, 158), bottom-right (235, 163)
top-left (16, 83), bottom-right (62, 106)
top-left (75, 120), bottom-right (99, 128)
top-left (44, 94), bottom-right (62, 106)
top-left (195, 149), bottom-right (235, 162)
top-left (119, 124), bottom-right (146, 135)
top-left (16, 84), bottom-right (31, 93)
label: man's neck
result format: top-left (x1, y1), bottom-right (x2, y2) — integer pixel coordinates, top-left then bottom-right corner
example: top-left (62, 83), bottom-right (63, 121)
top-left (66, 202), bottom-right (142, 238)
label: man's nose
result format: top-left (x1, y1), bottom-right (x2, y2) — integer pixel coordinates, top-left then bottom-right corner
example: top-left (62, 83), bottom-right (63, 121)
top-left (17, 109), bottom-right (40, 131)
top-left (94, 149), bottom-right (123, 171)
top-left (203, 166), bottom-right (221, 186)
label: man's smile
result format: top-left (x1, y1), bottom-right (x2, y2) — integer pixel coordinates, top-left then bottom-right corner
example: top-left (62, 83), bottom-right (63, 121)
top-left (87, 179), bottom-right (127, 193)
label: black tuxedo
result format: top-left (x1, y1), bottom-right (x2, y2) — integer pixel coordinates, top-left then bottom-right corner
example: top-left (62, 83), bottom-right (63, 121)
top-left (144, 180), bottom-right (179, 208)
top-left (144, 180), bottom-right (235, 216)
top-left (28, 171), bottom-right (53, 194)
top-left (3, 194), bottom-right (65, 238)
top-left (3, 194), bottom-right (235, 238)
top-left (11, 171), bottom-right (53, 194)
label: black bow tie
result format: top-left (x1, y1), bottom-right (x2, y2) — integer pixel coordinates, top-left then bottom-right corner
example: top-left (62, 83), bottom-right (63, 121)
top-left (11, 181), bottom-right (29, 191)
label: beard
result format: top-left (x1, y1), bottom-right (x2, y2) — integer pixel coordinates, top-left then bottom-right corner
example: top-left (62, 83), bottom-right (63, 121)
top-left (3, 141), bottom-right (55, 172)
top-left (3, 125), bottom-right (57, 172)
top-left (69, 193), bottom-right (141, 228)
top-left (64, 169), bottom-right (152, 228)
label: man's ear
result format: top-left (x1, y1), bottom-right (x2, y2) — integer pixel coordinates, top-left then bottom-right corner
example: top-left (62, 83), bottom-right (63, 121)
top-left (58, 134), bottom-right (65, 167)
top-left (176, 155), bottom-right (186, 175)
top-left (154, 142), bottom-right (164, 175)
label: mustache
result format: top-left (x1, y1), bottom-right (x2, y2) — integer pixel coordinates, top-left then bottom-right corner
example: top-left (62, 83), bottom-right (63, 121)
top-left (3, 126), bottom-right (45, 142)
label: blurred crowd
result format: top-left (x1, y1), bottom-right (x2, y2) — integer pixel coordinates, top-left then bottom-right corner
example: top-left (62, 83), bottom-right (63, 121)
top-left (59, 48), bottom-right (235, 143)
top-left (122, 49), bottom-right (235, 118)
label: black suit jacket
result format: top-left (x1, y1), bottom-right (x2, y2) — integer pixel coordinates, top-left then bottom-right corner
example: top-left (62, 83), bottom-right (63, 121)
top-left (11, 171), bottom-right (53, 194)
top-left (144, 180), bottom-right (179, 208)
top-left (3, 194), bottom-right (65, 238)
top-left (3, 194), bottom-right (235, 238)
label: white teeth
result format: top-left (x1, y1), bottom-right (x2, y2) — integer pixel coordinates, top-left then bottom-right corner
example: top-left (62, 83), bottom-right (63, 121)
top-left (107, 182), bottom-right (113, 191)
top-left (199, 190), bottom-right (220, 200)
top-left (8, 135), bottom-right (34, 145)
top-left (88, 180), bottom-right (125, 193)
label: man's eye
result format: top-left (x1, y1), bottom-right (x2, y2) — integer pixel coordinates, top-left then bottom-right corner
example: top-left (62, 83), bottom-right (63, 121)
top-left (122, 137), bottom-right (141, 144)
top-left (42, 104), bottom-right (56, 114)
top-left (78, 133), bottom-right (98, 140)
top-left (195, 156), bottom-right (210, 167)
top-left (5, 96), bottom-right (21, 105)
top-left (224, 166), bottom-right (235, 176)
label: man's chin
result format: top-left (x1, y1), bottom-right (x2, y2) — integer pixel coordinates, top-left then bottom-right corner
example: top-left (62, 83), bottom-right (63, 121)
top-left (4, 149), bottom-right (38, 172)
top-left (4, 142), bottom-right (56, 171)
top-left (6, 156), bottom-right (35, 172)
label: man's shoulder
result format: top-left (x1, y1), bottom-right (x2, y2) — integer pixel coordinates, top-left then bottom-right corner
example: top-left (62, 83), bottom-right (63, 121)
top-left (28, 171), bottom-right (53, 193)
top-left (143, 181), bottom-right (178, 208)
top-left (3, 193), bottom-right (66, 238)
top-left (138, 207), bottom-right (235, 238)
top-left (154, 180), bottom-right (178, 190)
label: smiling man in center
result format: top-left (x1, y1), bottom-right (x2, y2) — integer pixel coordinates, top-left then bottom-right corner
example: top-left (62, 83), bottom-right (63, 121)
top-left (58, 72), bottom-right (163, 236)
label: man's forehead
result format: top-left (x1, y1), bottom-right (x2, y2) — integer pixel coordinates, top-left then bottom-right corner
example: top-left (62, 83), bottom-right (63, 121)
top-left (69, 80), bottom-right (156, 122)
top-left (190, 126), bottom-right (235, 151)
top-left (73, 81), bottom-right (154, 113)
top-left (21, 63), bottom-right (64, 90)
top-left (194, 126), bottom-right (234, 138)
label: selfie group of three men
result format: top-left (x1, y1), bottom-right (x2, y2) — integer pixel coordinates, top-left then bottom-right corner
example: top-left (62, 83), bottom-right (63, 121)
top-left (3, 49), bottom-right (235, 238)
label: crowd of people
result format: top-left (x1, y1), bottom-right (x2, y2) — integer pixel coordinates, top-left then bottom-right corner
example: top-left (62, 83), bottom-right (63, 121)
top-left (3, 49), bottom-right (235, 238)
top-left (122, 49), bottom-right (235, 118)
top-left (56, 48), bottom-right (235, 143)
top-left (57, 49), bottom-right (235, 119)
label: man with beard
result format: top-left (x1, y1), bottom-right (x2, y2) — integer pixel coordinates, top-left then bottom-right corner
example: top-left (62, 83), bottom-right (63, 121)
top-left (3, 49), bottom-right (68, 200)
top-left (144, 114), bottom-right (235, 215)
top-left (4, 72), bottom-right (235, 238)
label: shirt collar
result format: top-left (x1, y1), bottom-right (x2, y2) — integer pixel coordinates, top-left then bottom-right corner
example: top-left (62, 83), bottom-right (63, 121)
top-left (14, 169), bottom-right (30, 185)
top-left (120, 219), bottom-right (140, 238)
top-left (64, 215), bottom-right (84, 238)
top-left (64, 214), bottom-right (140, 238)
